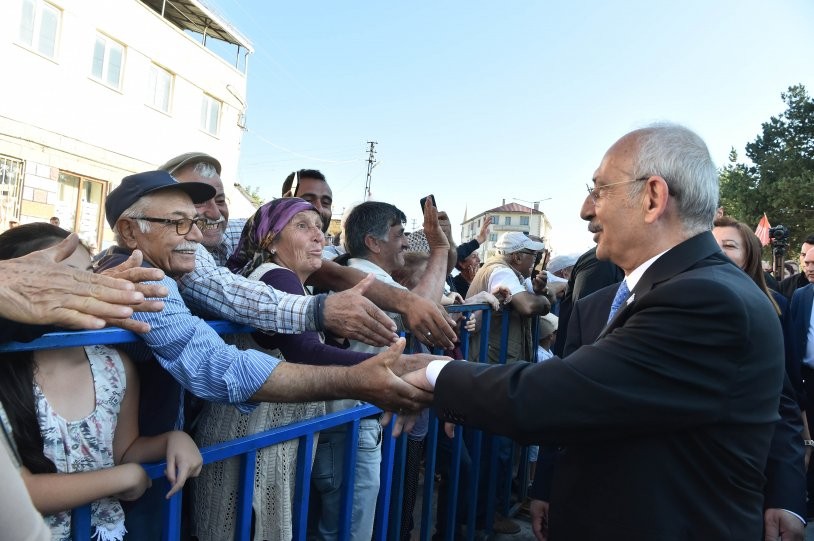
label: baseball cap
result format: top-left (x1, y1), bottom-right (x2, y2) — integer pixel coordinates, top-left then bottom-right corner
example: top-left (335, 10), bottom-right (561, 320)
top-left (494, 231), bottom-right (545, 254)
top-left (105, 170), bottom-right (216, 228)
top-left (548, 253), bottom-right (579, 274)
top-left (538, 312), bottom-right (559, 337)
top-left (159, 152), bottom-right (222, 175)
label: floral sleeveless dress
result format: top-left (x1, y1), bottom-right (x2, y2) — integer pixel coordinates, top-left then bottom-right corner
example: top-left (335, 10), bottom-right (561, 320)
top-left (36, 345), bottom-right (127, 541)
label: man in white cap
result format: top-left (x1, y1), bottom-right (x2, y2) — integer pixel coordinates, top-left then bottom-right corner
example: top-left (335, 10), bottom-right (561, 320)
top-left (466, 231), bottom-right (550, 365)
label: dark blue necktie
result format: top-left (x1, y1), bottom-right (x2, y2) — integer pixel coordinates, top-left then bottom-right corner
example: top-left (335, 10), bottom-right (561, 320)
top-left (607, 280), bottom-right (630, 323)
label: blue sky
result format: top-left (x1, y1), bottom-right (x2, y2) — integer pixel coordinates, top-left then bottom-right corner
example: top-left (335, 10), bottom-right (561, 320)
top-left (206, 0), bottom-right (814, 254)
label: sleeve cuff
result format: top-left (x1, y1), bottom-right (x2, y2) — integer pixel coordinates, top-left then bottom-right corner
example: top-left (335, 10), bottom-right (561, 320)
top-left (426, 359), bottom-right (452, 389)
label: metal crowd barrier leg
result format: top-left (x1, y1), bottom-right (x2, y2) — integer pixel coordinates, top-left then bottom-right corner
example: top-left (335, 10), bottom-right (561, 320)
top-left (236, 449), bottom-right (258, 539)
top-left (338, 418), bottom-right (361, 541)
top-left (293, 432), bottom-right (316, 541)
top-left (418, 413), bottom-right (439, 541)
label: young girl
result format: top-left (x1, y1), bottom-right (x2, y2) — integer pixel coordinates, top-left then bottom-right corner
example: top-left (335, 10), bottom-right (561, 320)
top-left (0, 223), bottom-right (202, 541)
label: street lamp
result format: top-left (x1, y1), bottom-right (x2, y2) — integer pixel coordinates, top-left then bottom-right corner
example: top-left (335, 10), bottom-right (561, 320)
top-left (512, 197), bottom-right (551, 238)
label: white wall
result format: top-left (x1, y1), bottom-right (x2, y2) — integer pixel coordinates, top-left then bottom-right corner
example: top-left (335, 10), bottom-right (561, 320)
top-left (0, 0), bottom-right (252, 240)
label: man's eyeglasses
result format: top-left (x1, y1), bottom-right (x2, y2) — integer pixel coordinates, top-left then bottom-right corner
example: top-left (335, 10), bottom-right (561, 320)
top-left (135, 216), bottom-right (207, 235)
top-left (518, 249), bottom-right (538, 255)
top-left (586, 177), bottom-right (649, 203)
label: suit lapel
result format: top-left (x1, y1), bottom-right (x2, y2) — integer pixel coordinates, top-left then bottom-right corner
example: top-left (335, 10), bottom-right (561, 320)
top-left (596, 232), bottom-right (723, 340)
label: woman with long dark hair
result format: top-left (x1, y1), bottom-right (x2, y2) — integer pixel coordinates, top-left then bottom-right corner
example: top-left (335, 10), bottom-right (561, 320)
top-left (0, 223), bottom-right (201, 541)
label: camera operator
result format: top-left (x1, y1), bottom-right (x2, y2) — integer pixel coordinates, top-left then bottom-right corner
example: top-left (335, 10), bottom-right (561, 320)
top-left (780, 233), bottom-right (814, 301)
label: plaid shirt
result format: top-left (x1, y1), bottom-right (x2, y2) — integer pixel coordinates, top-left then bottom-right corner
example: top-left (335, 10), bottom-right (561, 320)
top-left (178, 218), bottom-right (316, 334)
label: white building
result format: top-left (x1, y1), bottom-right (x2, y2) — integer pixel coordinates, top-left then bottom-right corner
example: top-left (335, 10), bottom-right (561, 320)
top-left (460, 200), bottom-right (553, 260)
top-left (0, 0), bottom-right (254, 249)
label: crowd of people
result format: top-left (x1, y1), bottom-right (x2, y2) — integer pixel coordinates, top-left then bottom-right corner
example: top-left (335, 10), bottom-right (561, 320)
top-left (0, 122), bottom-right (811, 541)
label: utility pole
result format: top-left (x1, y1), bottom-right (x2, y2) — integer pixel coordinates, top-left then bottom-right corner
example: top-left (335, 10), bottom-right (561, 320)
top-left (364, 141), bottom-right (377, 201)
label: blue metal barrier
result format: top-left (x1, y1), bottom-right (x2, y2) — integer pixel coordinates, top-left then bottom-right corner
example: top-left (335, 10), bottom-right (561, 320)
top-left (1, 305), bottom-right (539, 541)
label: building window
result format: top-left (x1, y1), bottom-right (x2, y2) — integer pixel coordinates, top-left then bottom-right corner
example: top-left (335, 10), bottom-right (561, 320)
top-left (18, 0), bottom-right (60, 58)
top-left (201, 94), bottom-right (221, 135)
top-left (57, 172), bottom-right (106, 250)
top-left (504, 216), bottom-right (511, 225)
top-left (0, 156), bottom-right (24, 229)
top-left (490, 216), bottom-right (498, 224)
top-left (489, 233), bottom-right (497, 242)
top-left (147, 64), bottom-right (173, 112)
top-left (520, 216), bottom-right (529, 226)
top-left (91, 33), bottom-right (124, 89)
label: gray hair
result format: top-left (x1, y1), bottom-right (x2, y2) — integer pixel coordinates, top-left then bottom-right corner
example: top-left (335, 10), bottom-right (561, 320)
top-left (191, 162), bottom-right (219, 179)
top-left (113, 196), bottom-right (153, 247)
top-left (628, 123), bottom-right (719, 235)
top-left (343, 201), bottom-right (406, 258)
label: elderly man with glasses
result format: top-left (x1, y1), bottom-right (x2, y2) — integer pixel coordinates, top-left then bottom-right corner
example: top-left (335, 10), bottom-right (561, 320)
top-left (98, 170), bottom-right (429, 417)
top-left (96, 170), bottom-right (434, 539)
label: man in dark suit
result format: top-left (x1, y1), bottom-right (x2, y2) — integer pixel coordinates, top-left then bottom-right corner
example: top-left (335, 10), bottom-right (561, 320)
top-left (554, 283), bottom-right (806, 540)
top-left (404, 124), bottom-right (786, 540)
top-left (781, 235), bottom-right (814, 300)
top-left (789, 248), bottom-right (814, 518)
top-left (550, 246), bottom-right (623, 356)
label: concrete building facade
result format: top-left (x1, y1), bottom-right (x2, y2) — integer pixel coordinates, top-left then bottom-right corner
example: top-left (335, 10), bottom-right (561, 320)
top-left (460, 200), bottom-right (553, 260)
top-left (1, 0), bottom-right (253, 250)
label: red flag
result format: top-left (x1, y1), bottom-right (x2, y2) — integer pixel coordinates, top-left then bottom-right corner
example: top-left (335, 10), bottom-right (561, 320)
top-left (755, 213), bottom-right (771, 246)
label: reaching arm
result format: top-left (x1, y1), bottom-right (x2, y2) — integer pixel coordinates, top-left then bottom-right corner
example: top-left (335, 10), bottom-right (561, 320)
top-left (436, 210), bottom-right (458, 274)
top-left (124, 277), bottom-right (281, 410)
top-left (476, 216), bottom-right (491, 245)
top-left (309, 260), bottom-right (457, 349)
top-left (255, 268), bottom-right (374, 366)
top-left (251, 338), bottom-right (433, 412)
top-left (179, 244), bottom-right (316, 334)
top-left (21, 463), bottom-right (151, 514)
top-left (509, 291), bottom-right (551, 317)
top-left (113, 352), bottom-right (202, 498)
top-left (0, 234), bottom-right (151, 332)
top-left (411, 202), bottom-right (452, 301)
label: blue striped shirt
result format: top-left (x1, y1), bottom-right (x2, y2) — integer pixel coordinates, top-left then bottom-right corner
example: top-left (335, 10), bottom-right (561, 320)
top-left (129, 275), bottom-right (278, 414)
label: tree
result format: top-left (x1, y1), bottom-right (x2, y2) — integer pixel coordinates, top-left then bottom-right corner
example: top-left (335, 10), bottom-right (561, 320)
top-left (719, 84), bottom-right (814, 260)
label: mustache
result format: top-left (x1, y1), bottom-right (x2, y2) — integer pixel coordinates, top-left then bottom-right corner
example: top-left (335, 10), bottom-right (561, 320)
top-left (587, 222), bottom-right (602, 234)
top-left (174, 242), bottom-right (199, 251)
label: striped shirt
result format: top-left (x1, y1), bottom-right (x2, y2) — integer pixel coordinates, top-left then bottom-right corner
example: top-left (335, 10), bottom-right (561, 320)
top-left (128, 275), bottom-right (279, 414)
top-left (178, 219), bottom-right (316, 334)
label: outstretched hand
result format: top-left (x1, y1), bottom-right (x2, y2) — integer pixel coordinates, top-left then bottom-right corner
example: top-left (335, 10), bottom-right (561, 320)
top-left (356, 338), bottom-right (434, 435)
top-left (421, 197), bottom-right (451, 252)
top-left (530, 499), bottom-right (550, 541)
top-left (763, 508), bottom-right (804, 541)
top-left (401, 294), bottom-right (457, 349)
top-left (98, 249), bottom-right (168, 333)
top-left (0, 234), bottom-right (152, 330)
top-left (324, 274), bottom-right (399, 346)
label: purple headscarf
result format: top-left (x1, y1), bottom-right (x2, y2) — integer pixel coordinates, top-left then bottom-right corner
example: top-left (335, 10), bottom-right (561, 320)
top-left (227, 197), bottom-right (319, 276)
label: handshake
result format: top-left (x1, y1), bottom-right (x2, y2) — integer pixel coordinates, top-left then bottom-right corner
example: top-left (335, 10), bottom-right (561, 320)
top-left (350, 337), bottom-right (450, 437)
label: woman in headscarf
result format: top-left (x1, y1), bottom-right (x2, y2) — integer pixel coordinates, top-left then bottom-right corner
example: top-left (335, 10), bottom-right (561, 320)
top-left (192, 198), bottom-right (374, 541)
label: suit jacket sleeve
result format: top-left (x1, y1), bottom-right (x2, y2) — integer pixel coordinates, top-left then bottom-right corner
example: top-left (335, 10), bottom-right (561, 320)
top-left (434, 272), bottom-right (784, 445)
top-left (763, 373), bottom-right (806, 515)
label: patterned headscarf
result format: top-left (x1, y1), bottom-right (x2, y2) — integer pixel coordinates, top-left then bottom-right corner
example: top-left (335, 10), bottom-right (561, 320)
top-left (407, 229), bottom-right (430, 253)
top-left (227, 198), bottom-right (318, 277)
